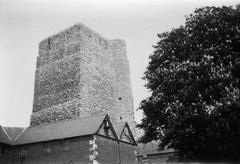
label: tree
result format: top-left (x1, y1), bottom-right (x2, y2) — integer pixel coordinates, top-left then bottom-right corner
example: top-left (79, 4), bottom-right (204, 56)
top-left (138, 5), bottom-right (240, 161)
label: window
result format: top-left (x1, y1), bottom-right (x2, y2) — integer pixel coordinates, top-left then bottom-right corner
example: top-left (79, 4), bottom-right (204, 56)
top-left (68, 160), bottom-right (74, 164)
top-left (104, 121), bottom-right (110, 137)
top-left (19, 148), bottom-right (27, 157)
top-left (1, 146), bottom-right (9, 155)
top-left (63, 141), bottom-right (70, 151)
top-left (43, 143), bottom-right (52, 154)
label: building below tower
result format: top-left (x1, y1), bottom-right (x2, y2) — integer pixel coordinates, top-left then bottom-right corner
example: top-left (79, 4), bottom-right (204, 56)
top-left (0, 115), bottom-right (137, 164)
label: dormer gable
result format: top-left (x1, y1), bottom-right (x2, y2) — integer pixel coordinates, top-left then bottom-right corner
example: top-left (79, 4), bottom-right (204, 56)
top-left (96, 115), bottom-right (118, 140)
top-left (119, 123), bottom-right (136, 145)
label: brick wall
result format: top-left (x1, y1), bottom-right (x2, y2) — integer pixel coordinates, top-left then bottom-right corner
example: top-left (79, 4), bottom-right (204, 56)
top-left (1, 135), bottom-right (137, 164)
top-left (95, 135), bottom-right (119, 164)
top-left (119, 142), bottom-right (137, 164)
top-left (10, 136), bottom-right (92, 164)
top-left (30, 23), bottom-right (135, 129)
top-left (0, 143), bottom-right (11, 164)
top-left (93, 135), bottom-right (137, 164)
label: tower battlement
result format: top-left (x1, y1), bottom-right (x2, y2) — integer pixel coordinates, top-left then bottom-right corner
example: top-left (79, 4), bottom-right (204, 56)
top-left (31, 23), bottom-right (135, 130)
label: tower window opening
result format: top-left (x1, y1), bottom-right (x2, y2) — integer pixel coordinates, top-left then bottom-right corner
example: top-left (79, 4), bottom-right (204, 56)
top-left (47, 38), bottom-right (51, 50)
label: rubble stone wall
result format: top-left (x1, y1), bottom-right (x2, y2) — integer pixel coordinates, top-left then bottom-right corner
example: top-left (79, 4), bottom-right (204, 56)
top-left (110, 40), bottom-right (135, 129)
top-left (30, 23), bottom-right (135, 128)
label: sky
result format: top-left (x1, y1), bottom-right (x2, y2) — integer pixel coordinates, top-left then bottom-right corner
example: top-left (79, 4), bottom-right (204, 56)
top-left (0, 0), bottom-right (238, 127)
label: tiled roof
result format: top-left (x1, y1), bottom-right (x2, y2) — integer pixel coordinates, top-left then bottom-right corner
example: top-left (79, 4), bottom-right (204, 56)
top-left (3, 127), bottom-right (25, 142)
top-left (13, 115), bottom-right (107, 145)
top-left (0, 126), bottom-right (11, 144)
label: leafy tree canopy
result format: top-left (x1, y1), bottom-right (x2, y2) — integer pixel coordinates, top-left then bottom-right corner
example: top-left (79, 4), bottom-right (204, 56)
top-left (138, 5), bottom-right (240, 161)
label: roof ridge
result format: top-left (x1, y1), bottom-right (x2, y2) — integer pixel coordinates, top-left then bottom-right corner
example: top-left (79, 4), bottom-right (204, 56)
top-left (12, 114), bottom-right (108, 145)
top-left (28, 114), bottom-right (107, 129)
top-left (3, 126), bottom-right (25, 128)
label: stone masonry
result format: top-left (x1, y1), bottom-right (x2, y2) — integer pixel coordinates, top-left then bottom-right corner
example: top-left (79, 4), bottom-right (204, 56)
top-left (30, 23), bottom-right (135, 130)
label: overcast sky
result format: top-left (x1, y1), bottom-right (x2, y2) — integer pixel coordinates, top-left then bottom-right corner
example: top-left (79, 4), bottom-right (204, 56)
top-left (0, 0), bottom-right (238, 127)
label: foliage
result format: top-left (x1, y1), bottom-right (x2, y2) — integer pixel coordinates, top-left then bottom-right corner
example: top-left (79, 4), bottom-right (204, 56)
top-left (138, 5), bottom-right (240, 161)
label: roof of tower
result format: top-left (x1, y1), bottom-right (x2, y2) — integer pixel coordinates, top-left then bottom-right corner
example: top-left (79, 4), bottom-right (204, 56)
top-left (13, 114), bottom-right (108, 145)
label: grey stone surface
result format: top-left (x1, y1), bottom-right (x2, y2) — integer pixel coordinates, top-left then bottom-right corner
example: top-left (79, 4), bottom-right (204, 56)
top-left (30, 23), bottom-right (135, 130)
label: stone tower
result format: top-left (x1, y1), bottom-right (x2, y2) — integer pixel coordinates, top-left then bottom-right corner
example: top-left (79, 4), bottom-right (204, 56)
top-left (30, 23), bottom-right (135, 130)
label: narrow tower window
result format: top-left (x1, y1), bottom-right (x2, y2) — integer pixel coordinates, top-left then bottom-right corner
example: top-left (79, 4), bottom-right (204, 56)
top-left (47, 38), bottom-right (51, 50)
